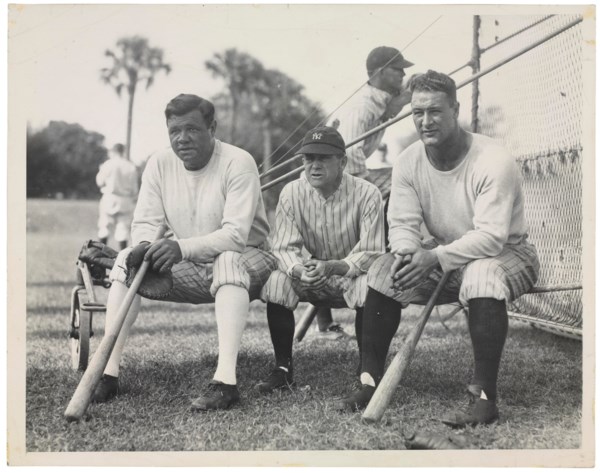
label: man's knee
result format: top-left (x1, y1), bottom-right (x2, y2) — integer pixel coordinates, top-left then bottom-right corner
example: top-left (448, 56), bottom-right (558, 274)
top-left (460, 259), bottom-right (509, 304)
top-left (367, 253), bottom-right (395, 294)
top-left (260, 270), bottom-right (297, 310)
top-left (211, 251), bottom-right (252, 295)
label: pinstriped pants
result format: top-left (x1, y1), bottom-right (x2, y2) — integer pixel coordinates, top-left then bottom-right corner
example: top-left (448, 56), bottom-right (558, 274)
top-left (367, 241), bottom-right (540, 307)
top-left (110, 246), bottom-right (278, 304)
top-left (260, 269), bottom-right (369, 310)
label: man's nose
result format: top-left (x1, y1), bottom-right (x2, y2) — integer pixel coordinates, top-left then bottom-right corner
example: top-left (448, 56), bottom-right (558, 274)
top-left (178, 130), bottom-right (190, 142)
top-left (421, 112), bottom-right (432, 127)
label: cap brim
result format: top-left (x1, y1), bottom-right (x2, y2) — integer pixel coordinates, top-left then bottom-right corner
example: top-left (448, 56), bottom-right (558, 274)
top-left (395, 58), bottom-right (414, 68)
top-left (297, 143), bottom-right (345, 156)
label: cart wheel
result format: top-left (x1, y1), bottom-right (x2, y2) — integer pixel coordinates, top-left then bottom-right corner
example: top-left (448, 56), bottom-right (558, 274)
top-left (70, 290), bottom-right (91, 371)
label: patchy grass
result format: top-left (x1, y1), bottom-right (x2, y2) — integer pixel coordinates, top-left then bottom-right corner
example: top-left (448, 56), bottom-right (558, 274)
top-left (25, 199), bottom-right (582, 452)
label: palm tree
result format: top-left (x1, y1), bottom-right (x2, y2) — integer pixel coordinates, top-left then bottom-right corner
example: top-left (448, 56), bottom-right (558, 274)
top-left (205, 49), bottom-right (264, 143)
top-left (101, 36), bottom-right (171, 160)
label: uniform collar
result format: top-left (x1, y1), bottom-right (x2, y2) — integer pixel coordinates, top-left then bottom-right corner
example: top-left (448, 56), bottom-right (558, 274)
top-left (302, 172), bottom-right (348, 202)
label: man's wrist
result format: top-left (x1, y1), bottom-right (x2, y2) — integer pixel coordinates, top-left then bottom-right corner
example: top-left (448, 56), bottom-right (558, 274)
top-left (331, 260), bottom-right (350, 277)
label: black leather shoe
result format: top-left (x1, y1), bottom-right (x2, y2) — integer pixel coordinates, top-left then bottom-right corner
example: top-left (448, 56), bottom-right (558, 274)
top-left (441, 384), bottom-right (499, 428)
top-left (336, 384), bottom-right (376, 412)
top-left (191, 380), bottom-right (240, 411)
top-left (91, 374), bottom-right (119, 403)
top-left (255, 367), bottom-right (295, 394)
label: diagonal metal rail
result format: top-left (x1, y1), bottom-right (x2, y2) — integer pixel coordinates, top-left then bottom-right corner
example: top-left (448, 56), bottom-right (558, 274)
top-left (260, 16), bottom-right (582, 192)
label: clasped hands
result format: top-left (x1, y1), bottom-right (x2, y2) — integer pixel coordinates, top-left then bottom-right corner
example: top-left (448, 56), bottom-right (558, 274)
top-left (390, 247), bottom-right (440, 291)
top-left (129, 239), bottom-right (182, 274)
top-left (292, 259), bottom-right (349, 290)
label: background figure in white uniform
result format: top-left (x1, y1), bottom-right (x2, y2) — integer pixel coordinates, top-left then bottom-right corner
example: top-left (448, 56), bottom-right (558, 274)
top-left (317, 46), bottom-right (413, 339)
top-left (96, 143), bottom-right (139, 250)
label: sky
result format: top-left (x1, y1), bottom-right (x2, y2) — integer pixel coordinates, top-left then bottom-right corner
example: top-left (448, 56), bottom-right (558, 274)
top-left (9, 4), bottom-right (482, 163)
top-left (9, 3), bottom-right (591, 165)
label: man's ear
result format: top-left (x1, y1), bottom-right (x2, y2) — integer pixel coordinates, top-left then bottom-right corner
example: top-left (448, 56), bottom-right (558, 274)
top-left (454, 101), bottom-right (460, 118)
top-left (209, 120), bottom-right (217, 136)
top-left (340, 154), bottom-right (348, 170)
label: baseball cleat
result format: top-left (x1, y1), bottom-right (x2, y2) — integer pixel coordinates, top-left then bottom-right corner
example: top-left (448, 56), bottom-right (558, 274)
top-left (191, 380), bottom-right (240, 411)
top-left (91, 374), bottom-right (119, 403)
top-left (441, 384), bottom-right (499, 428)
top-left (255, 367), bottom-right (295, 394)
top-left (336, 384), bottom-right (376, 412)
top-left (315, 323), bottom-right (351, 341)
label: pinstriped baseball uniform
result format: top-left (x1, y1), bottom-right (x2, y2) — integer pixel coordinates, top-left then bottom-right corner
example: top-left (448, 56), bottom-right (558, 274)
top-left (328, 85), bottom-right (393, 179)
top-left (110, 139), bottom-right (277, 302)
top-left (261, 173), bottom-right (385, 310)
top-left (368, 133), bottom-right (540, 306)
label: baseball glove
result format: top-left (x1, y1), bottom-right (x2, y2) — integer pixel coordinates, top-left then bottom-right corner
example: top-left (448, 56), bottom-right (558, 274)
top-left (125, 242), bottom-right (173, 300)
top-left (404, 431), bottom-right (465, 450)
top-left (78, 240), bottom-right (119, 269)
top-left (78, 240), bottom-right (119, 281)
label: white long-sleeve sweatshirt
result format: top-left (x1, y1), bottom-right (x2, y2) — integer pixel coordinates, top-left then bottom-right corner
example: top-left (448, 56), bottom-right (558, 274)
top-left (131, 140), bottom-right (270, 263)
top-left (388, 132), bottom-right (529, 272)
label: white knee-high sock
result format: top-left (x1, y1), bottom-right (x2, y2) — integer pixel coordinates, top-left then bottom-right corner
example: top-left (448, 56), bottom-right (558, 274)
top-left (212, 285), bottom-right (249, 385)
top-left (104, 280), bottom-right (142, 377)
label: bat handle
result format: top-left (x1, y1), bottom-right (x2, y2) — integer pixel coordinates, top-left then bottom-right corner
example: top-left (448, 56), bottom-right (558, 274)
top-left (361, 271), bottom-right (452, 423)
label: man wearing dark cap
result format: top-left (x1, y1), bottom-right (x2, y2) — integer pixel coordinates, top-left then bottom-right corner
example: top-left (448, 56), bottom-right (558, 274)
top-left (256, 126), bottom-right (385, 393)
top-left (316, 46), bottom-right (413, 339)
top-left (329, 46), bottom-right (413, 181)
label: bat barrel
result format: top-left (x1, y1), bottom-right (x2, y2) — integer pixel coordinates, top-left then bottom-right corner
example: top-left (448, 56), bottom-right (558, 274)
top-left (64, 224), bottom-right (167, 422)
top-left (362, 271), bottom-right (452, 423)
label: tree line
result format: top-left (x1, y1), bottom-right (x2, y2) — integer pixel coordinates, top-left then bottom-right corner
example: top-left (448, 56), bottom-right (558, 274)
top-left (27, 36), bottom-right (324, 202)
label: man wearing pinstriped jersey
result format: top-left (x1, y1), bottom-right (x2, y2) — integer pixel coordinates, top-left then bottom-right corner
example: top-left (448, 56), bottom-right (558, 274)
top-left (314, 46), bottom-right (414, 339)
top-left (337, 71), bottom-right (539, 427)
top-left (257, 126), bottom-right (386, 393)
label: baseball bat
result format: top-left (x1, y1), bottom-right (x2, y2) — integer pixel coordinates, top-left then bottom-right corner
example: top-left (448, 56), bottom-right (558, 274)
top-left (362, 271), bottom-right (452, 423)
top-left (64, 224), bottom-right (168, 422)
top-left (294, 305), bottom-right (319, 342)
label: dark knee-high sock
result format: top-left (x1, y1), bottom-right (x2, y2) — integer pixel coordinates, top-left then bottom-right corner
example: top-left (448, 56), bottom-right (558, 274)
top-left (468, 298), bottom-right (508, 402)
top-left (266, 303), bottom-right (295, 370)
top-left (355, 307), bottom-right (363, 358)
top-left (316, 307), bottom-right (333, 331)
top-left (361, 288), bottom-right (403, 384)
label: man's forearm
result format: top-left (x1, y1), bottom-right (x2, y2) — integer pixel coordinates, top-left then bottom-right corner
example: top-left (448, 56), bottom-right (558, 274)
top-left (329, 260), bottom-right (351, 277)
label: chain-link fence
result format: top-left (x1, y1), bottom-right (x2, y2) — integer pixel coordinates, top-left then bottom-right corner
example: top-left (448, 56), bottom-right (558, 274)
top-left (476, 15), bottom-right (583, 338)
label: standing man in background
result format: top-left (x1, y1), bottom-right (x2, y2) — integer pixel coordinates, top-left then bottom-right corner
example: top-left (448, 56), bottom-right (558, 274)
top-left (315, 46), bottom-right (413, 339)
top-left (96, 143), bottom-right (139, 250)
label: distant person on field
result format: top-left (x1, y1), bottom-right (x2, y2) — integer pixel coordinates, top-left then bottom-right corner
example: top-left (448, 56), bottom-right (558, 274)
top-left (96, 143), bottom-right (139, 250)
top-left (337, 71), bottom-right (540, 428)
top-left (91, 94), bottom-right (276, 411)
top-left (257, 126), bottom-right (385, 393)
top-left (316, 46), bottom-right (413, 339)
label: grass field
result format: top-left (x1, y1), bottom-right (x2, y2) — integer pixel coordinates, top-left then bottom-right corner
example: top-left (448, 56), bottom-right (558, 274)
top-left (24, 198), bottom-right (583, 455)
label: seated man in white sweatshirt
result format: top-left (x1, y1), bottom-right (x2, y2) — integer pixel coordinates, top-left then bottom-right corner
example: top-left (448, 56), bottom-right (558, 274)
top-left (91, 94), bottom-right (277, 411)
top-left (337, 71), bottom-right (539, 428)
